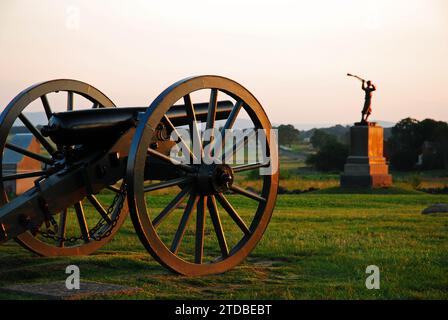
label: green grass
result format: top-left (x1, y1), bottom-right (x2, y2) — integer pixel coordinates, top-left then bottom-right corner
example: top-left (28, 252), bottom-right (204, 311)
top-left (0, 190), bottom-right (447, 299)
top-left (314, 186), bottom-right (423, 195)
top-left (278, 142), bottom-right (448, 191)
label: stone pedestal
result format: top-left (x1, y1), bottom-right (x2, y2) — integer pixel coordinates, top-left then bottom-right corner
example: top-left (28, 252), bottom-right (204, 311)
top-left (340, 124), bottom-right (392, 188)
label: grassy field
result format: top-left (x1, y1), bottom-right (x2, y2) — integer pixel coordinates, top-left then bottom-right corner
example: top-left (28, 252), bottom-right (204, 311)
top-left (0, 189), bottom-right (447, 300)
top-left (0, 143), bottom-right (447, 299)
top-left (275, 144), bottom-right (448, 192)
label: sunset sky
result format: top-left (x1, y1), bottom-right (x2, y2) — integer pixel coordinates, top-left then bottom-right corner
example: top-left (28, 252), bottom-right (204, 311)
top-left (0, 0), bottom-right (447, 127)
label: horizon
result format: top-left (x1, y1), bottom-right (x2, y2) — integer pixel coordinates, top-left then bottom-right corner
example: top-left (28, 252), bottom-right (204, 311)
top-left (12, 109), bottom-right (430, 131)
top-left (1, 0), bottom-right (447, 124)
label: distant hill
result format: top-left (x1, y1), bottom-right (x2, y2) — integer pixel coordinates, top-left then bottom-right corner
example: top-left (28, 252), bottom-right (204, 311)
top-left (273, 120), bottom-right (395, 131)
top-left (300, 124), bottom-right (349, 139)
top-left (19, 112), bottom-right (48, 126)
top-left (12, 112), bottom-right (394, 141)
top-left (373, 120), bottom-right (395, 128)
top-left (298, 123), bottom-right (392, 142)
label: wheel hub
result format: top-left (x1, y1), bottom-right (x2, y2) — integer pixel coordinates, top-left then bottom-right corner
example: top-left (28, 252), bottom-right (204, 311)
top-left (195, 164), bottom-right (234, 195)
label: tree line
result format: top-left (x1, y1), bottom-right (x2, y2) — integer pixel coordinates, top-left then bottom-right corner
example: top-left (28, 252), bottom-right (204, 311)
top-left (276, 118), bottom-right (448, 172)
top-left (386, 118), bottom-right (448, 171)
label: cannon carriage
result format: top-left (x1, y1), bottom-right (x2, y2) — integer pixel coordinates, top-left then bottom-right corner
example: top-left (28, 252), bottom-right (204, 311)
top-left (0, 76), bottom-right (278, 275)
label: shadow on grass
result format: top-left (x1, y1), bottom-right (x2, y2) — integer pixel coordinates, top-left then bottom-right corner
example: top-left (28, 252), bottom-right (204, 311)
top-left (312, 186), bottom-right (422, 195)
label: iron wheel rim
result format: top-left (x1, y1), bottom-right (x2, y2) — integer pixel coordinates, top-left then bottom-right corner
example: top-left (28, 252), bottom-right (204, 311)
top-left (126, 75), bottom-right (279, 275)
top-left (0, 79), bottom-right (128, 256)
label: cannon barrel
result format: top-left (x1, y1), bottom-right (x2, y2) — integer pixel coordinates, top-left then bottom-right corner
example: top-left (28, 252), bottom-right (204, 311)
top-left (41, 100), bottom-right (234, 146)
top-left (0, 101), bottom-right (236, 242)
top-left (167, 100), bottom-right (233, 126)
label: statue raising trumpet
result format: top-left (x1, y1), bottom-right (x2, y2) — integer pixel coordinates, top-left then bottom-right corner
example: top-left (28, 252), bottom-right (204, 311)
top-left (341, 73), bottom-right (392, 188)
top-left (347, 73), bottom-right (376, 125)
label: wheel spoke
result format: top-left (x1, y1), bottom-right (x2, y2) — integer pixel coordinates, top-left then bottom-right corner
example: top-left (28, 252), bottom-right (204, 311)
top-left (205, 89), bottom-right (218, 144)
top-left (86, 195), bottom-right (112, 224)
top-left (1, 170), bottom-right (47, 182)
top-left (5, 143), bottom-right (54, 165)
top-left (215, 193), bottom-right (251, 236)
top-left (153, 186), bottom-right (191, 228)
top-left (67, 91), bottom-right (74, 111)
top-left (163, 115), bottom-right (197, 164)
top-left (184, 94), bottom-right (203, 161)
top-left (195, 196), bottom-right (206, 264)
top-left (207, 195), bottom-right (229, 257)
top-left (106, 185), bottom-right (120, 193)
top-left (170, 193), bottom-right (199, 254)
top-left (222, 100), bottom-right (243, 132)
top-left (222, 129), bottom-right (256, 163)
top-left (232, 161), bottom-right (270, 173)
top-left (18, 113), bottom-right (56, 155)
top-left (57, 209), bottom-right (67, 247)
top-left (40, 95), bottom-right (52, 119)
top-left (230, 184), bottom-right (266, 203)
top-left (209, 100), bottom-right (243, 160)
top-left (144, 176), bottom-right (192, 193)
top-left (147, 148), bottom-right (195, 173)
top-left (74, 202), bottom-right (90, 243)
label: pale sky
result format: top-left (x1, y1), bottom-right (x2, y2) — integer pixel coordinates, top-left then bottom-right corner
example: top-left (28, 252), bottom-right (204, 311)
top-left (0, 0), bottom-right (447, 126)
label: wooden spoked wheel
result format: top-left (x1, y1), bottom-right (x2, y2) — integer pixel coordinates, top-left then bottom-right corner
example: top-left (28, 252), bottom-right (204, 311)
top-left (0, 79), bottom-right (128, 256)
top-left (126, 75), bottom-right (279, 275)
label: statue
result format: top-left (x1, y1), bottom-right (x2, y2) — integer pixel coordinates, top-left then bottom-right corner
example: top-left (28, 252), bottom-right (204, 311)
top-left (342, 74), bottom-right (392, 188)
top-left (347, 73), bottom-right (376, 125)
top-left (361, 80), bottom-right (376, 124)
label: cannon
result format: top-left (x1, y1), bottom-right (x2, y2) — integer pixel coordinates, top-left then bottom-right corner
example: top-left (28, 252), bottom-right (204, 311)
top-left (0, 76), bottom-right (278, 275)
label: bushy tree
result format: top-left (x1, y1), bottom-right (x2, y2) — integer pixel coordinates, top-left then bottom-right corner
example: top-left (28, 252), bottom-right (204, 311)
top-left (306, 140), bottom-right (348, 172)
top-left (306, 129), bottom-right (349, 171)
top-left (277, 124), bottom-right (300, 146)
top-left (310, 129), bottom-right (337, 149)
top-left (386, 118), bottom-right (420, 171)
top-left (387, 117), bottom-right (448, 170)
top-left (433, 124), bottom-right (448, 168)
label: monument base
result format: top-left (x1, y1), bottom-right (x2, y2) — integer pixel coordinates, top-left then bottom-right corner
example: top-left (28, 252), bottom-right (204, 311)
top-left (340, 124), bottom-right (392, 188)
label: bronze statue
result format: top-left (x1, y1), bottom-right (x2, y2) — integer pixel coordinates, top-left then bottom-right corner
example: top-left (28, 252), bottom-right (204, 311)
top-left (361, 80), bottom-right (376, 123)
top-left (347, 73), bottom-right (376, 124)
